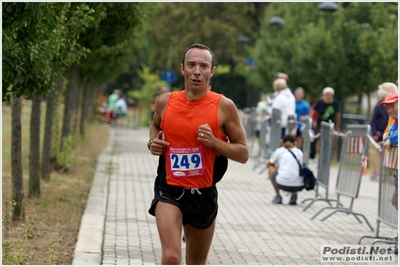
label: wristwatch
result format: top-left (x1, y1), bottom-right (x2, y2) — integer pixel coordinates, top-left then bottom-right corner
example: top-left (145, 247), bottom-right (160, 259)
top-left (147, 139), bottom-right (153, 150)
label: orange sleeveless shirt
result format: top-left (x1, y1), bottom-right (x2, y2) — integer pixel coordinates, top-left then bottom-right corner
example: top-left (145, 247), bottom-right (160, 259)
top-left (160, 90), bottom-right (228, 188)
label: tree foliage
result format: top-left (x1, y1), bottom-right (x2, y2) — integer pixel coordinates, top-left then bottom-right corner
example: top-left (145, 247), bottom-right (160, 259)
top-left (129, 64), bottom-right (167, 105)
top-left (149, 3), bottom-right (259, 73)
top-left (252, 2), bottom-right (398, 103)
top-left (77, 2), bottom-right (157, 84)
top-left (2, 3), bottom-right (93, 102)
top-left (147, 3), bottom-right (260, 86)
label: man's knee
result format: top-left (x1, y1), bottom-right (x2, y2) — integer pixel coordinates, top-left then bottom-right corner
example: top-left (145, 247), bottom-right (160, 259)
top-left (162, 250), bottom-right (181, 265)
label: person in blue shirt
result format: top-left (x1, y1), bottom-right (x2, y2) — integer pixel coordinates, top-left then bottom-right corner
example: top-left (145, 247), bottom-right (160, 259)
top-left (294, 87), bottom-right (310, 149)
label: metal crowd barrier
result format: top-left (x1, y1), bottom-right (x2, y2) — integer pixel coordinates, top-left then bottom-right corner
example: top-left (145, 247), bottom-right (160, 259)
top-left (254, 108), bottom-right (282, 175)
top-left (358, 145), bottom-right (398, 245)
top-left (269, 108), bottom-right (282, 153)
top-left (243, 107), bottom-right (257, 160)
top-left (301, 118), bottom-right (312, 166)
top-left (252, 111), bottom-right (270, 171)
top-left (240, 107), bottom-right (271, 172)
top-left (302, 121), bottom-right (342, 211)
top-left (311, 125), bottom-right (374, 231)
top-left (243, 107), bottom-right (256, 141)
top-left (286, 114), bottom-right (297, 136)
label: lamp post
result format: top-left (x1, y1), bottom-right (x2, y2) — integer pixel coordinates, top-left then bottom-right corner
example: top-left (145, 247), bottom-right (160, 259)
top-left (269, 16), bottom-right (285, 26)
top-left (318, 2), bottom-right (344, 161)
top-left (318, 2), bottom-right (338, 12)
top-left (318, 3), bottom-right (344, 117)
top-left (237, 35), bottom-right (251, 44)
top-left (237, 35), bottom-right (255, 108)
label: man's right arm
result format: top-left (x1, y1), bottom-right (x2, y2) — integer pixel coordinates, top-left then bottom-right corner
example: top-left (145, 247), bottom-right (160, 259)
top-left (149, 93), bottom-right (170, 155)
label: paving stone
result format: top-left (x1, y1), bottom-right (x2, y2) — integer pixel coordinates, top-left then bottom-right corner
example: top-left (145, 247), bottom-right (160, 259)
top-left (72, 127), bottom-right (398, 265)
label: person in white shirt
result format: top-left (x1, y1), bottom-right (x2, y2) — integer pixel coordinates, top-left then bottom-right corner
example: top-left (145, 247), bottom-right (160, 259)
top-left (114, 94), bottom-right (128, 126)
top-left (267, 135), bottom-right (304, 205)
top-left (270, 78), bottom-right (296, 139)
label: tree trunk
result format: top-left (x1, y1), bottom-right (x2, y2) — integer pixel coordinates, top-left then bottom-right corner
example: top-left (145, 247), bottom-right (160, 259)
top-left (79, 85), bottom-right (89, 136)
top-left (42, 79), bottom-right (61, 181)
top-left (73, 85), bottom-right (81, 136)
top-left (11, 94), bottom-right (25, 221)
top-left (366, 92), bottom-right (371, 119)
top-left (87, 83), bottom-right (103, 123)
top-left (61, 66), bottom-right (79, 151)
top-left (29, 95), bottom-right (41, 197)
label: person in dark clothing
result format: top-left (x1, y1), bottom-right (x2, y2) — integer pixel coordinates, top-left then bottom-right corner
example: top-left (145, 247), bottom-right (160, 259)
top-left (370, 102), bottom-right (388, 178)
top-left (309, 87), bottom-right (341, 159)
top-left (370, 82), bottom-right (397, 180)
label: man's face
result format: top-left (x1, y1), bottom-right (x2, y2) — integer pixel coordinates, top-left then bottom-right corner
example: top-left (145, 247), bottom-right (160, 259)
top-left (294, 90), bottom-right (304, 101)
top-left (384, 102), bottom-right (398, 119)
top-left (322, 93), bottom-right (334, 104)
top-left (180, 48), bottom-right (215, 91)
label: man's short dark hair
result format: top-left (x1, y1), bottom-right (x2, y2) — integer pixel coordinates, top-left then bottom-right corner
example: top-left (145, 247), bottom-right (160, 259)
top-left (282, 134), bottom-right (295, 143)
top-left (181, 43), bottom-right (215, 68)
top-left (273, 72), bottom-right (282, 80)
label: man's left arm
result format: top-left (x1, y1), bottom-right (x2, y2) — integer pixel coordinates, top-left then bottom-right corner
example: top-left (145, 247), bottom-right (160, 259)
top-left (335, 112), bottom-right (341, 131)
top-left (335, 101), bottom-right (341, 131)
top-left (206, 97), bottom-right (249, 164)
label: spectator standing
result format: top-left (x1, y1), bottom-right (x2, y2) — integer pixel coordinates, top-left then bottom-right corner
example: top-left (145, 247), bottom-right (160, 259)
top-left (380, 92), bottom-right (398, 211)
top-left (309, 87), bottom-right (341, 159)
top-left (381, 93), bottom-right (398, 151)
top-left (270, 78), bottom-right (296, 139)
top-left (107, 89), bottom-right (121, 122)
top-left (370, 82), bottom-right (397, 180)
top-left (380, 83), bottom-right (398, 141)
top-left (274, 72), bottom-right (294, 94)
top-left (294, 87), bottom-right (311, 149)
top-left (115, 94), bottom-right (128, 125)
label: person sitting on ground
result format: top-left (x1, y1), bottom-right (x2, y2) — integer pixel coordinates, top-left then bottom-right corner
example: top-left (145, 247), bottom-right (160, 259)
top-left (267, 135), bottom-right (304, 205)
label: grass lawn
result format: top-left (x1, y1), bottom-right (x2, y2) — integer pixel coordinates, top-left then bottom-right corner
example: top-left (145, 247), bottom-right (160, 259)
top-left (2, 103), bottom-right (109, 264)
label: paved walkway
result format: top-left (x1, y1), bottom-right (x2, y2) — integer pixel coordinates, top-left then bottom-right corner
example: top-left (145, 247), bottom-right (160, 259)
top-left (72, 127), bottom-right (398, 265)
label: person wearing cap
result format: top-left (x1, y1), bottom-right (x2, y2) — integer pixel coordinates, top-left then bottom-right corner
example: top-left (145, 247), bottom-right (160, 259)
top-left (267, 135), bottom-right (304, 205)
top-left (379, 92), bottom-right (398, 211)
top-left (380, 92), bottom-right (398, 151)
top-left (309, 87), bottom-right (341, 159)
top-left (370, 82), bottom-right (397, 180)
top-left (380, 83), bottom-right (398, 141)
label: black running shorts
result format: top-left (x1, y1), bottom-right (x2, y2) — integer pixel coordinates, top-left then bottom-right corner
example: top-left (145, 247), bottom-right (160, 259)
top-left (148, 175), bottom-right (218, 229)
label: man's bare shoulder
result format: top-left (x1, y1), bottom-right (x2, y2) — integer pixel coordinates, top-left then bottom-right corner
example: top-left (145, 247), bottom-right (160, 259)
top-left (219, 95), bottom-right (236, 110)
top-left (156, 92), bottom-right (171, 107)
top-left (219, 95), bottom-right (240, 124)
